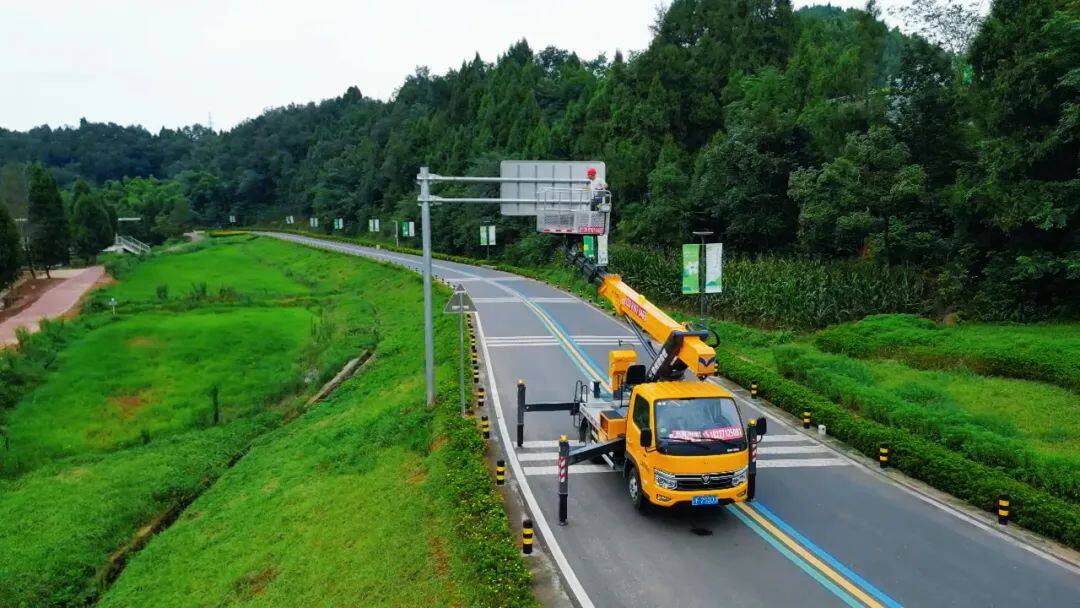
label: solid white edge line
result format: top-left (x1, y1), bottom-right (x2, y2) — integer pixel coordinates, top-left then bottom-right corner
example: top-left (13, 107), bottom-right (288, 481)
top-left (475, 312), bottom-right (597, 608)
top-left (755, 458), bottom-right (849, 468)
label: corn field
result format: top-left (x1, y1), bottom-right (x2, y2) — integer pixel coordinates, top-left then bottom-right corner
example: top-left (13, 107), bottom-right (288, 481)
top-left (608, 245), bottom-right (934, 330)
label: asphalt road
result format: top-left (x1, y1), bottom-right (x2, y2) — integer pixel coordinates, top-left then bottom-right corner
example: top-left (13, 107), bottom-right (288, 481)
top-left (265, 233), bottom-right (1080, 608)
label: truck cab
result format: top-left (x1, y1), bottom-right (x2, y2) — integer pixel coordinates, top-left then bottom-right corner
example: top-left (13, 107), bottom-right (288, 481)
top-left (622, 381), bottom-right (753, 509)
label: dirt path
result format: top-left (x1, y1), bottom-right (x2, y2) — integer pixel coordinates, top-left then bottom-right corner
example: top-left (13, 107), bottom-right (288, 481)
top-left (0, 266), bottom-right (106, 346)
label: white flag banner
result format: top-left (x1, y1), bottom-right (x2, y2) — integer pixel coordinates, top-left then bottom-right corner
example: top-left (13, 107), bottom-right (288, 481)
top-left (705, 243), bottom-right (723, 294)
top-left (487, 225), bottom-right (496, 246)
top-left (597, 234), bottom-right (609, 265)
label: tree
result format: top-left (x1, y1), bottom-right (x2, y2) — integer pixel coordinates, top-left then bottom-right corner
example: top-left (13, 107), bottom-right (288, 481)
top-left (789, 127), bottom-right (930, 262)
top-left (891, 0), bottom-right (985, 55)
top-left (70, 179), bottom-right (114, 262)
top-left (26, 164), bottom-right (69, 277)
top-left (0, 195), bottom-right (21, 287)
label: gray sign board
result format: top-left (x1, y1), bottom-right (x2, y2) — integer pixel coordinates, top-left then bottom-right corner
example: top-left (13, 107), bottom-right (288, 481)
top-left (499, 160), bottom-right (606, 216)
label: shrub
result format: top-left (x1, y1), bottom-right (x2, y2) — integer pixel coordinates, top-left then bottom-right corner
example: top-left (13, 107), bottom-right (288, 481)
top-left (714, 350), bottom-right (1080, 549)
top-left (155, 284), bottom-right (169, 300)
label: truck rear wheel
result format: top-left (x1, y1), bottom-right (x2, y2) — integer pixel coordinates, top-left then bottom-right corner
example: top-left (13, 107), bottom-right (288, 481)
top-left (626, 465), bottom-right (650, 513)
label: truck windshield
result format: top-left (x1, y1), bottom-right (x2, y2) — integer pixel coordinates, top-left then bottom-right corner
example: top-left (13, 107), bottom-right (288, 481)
top-left (654, 397), bottom-right (744, 452)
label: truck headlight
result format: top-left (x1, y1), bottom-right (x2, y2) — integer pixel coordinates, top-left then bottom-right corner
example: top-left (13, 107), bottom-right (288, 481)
top-left (732, 466), bottom-right (749, 486)
top-left (654, 468), bottom-right (678, 490)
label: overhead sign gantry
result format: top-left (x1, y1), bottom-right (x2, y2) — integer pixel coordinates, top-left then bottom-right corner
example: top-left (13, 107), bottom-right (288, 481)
top-left (414, 162), bottom-right (609, 405)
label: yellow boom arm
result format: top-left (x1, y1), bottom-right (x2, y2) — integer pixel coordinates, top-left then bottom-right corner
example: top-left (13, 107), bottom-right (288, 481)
top-left (598, 273), bottom-right (716, 378)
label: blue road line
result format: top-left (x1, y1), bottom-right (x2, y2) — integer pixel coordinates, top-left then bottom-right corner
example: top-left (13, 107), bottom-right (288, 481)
top-left (754, 501), bottom-right (904, 608)
top-left (727, 505), bottom-right (863, 608)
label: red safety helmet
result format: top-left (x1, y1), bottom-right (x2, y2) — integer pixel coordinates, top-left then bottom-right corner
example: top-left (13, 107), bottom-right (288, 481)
top-left (587, 167), bottom-right (597, 178)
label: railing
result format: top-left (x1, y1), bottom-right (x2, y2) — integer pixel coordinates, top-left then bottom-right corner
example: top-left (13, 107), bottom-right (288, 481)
top-left (114, 234), bottom-right (151, 255)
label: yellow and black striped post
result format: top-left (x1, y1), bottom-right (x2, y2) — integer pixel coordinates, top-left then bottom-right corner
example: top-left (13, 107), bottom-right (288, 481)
top-left (878, 443), bottom-right (890, 468)
top-left (495, 459), bottom-right (506, 485)
top-left (473, 366), bottom-right (480, 384)
top-left (558, 436), bottom-right (569, 525)
top-left (476, 387), bottom-right (485, 409)
top-left (997, 494), bottom-right (1010, 525)
top-left (802, 411), bottom-right (812, 429)
top-left (480, 415), bottom-right (490, 440)
top-left (522, 518), bottom-right (534, 555)
top-left (750, 382), bottom-right (759, 399)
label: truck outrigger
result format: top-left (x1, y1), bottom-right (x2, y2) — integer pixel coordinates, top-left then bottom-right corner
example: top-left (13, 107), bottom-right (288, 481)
top-left (516, 250), bottom-right (766, 512)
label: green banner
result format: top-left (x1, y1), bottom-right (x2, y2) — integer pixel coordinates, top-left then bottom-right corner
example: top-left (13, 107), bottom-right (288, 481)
top-left (583, 236), bottom-right (596, 259)
top-left (480, 226), bottom-right (488, 246)
top-left (682, 244), bottom-right (700, 294)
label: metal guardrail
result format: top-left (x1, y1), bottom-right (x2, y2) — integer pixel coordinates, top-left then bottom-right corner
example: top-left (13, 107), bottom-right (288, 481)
top-left (114, 234), bottom-right (151, 255)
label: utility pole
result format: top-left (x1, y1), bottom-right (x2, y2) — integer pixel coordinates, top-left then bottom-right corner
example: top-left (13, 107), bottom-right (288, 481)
top-left (419, 167), bottom-right (435, 406)
top-left (692, 230), bottom-right (714, 324)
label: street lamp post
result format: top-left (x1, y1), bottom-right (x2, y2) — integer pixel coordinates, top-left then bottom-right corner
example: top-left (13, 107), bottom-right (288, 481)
top-left (692, 230), bottom-right (714, 324)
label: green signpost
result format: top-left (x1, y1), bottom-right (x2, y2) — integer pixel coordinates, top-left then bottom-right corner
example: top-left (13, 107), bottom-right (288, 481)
top-left (682, 244), bottom-right (700, 294)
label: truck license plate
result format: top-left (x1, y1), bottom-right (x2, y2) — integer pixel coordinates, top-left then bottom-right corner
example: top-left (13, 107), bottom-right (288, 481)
top-left (692, 495), bottom-right (719, 506)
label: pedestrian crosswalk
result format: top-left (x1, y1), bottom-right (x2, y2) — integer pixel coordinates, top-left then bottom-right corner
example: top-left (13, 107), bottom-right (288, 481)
top-left (484, 334), bottom-right (641, 349)
top-left (514, 432), bottom-right (849, 477)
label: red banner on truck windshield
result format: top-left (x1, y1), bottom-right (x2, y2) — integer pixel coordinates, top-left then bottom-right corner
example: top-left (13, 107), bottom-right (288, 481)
top-left (668, 426), bottom-right (744, 442)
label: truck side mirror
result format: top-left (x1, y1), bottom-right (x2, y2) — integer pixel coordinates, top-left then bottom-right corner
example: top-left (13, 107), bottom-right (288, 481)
top-left (756, 417), bottom-right (767, 437)
top-left (640, 428), bottom-right (653, 448)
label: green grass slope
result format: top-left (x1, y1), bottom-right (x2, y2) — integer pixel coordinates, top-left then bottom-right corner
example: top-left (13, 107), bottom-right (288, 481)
top-left (813, 314), bottom-right (1080, 391)
top-left (101, 236), bottom-right (532, 607)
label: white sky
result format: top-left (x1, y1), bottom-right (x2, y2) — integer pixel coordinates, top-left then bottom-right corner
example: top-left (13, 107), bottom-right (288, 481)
top-left (1, 1), bottom-right (916, 133)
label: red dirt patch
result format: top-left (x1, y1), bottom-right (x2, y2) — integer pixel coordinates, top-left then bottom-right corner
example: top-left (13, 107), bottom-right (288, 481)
top-left (234, 566), bottom-right (279, 599)
top-left (428, 435), bottom-right (446, 454)
top-left (126, 336), bottom-right (156, 347)
top-left (109, 391), bottom-right (151, 419)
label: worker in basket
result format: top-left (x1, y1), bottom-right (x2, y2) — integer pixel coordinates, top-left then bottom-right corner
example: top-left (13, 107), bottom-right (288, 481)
top-left (585, 167), bottom-right (607, 210)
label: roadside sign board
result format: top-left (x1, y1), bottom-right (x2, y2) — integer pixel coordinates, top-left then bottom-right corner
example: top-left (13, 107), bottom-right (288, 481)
top-left (705, 243), bottom-right (723, 293)
top-left (401, 221), bottom-right (415, 237)
top-left (682, 244), bottom-right (700, 294)
top-left (500, 160), bottom-right (605, 216)
top-left (597, 234), bottom-right (609, 266)
top-left (442, 288), bottom-right (476, 314)
top-left (480, 225), bottom-right (495, 246)
top-left (409, 221), bottom-right (415, 237)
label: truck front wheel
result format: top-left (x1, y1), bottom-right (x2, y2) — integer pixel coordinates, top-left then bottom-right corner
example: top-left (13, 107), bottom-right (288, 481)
top-left (626, 466), bottom-right (650, 513)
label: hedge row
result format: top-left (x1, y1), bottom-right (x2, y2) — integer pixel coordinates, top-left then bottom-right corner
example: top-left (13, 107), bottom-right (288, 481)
top-left (715, 349), bottom-right (1080, 550)
top-left (773, 344), bottom-right (1080, 504)
top-left (813, 314), bottom-right (1080, 392)
top-left (428, 379), bottom-right (535, 607)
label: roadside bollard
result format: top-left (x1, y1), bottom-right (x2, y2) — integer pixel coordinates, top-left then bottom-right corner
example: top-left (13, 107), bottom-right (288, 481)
top-left (516, 380), bottom-right (526, 448)
top-left (473, 368), bottom-right (480, 384)
top-left (747, 420), bottom-right (758, 501)
top-left (522, 518), bottom-right (534, 554)
top-left (480, 415), bottom-right (490, 440)
top-left (558, 435), bottom-right (569, 525)
top-left (495, 460), bottom-right (506, 485)
top-left (997, 494), bottom-right (1010, 525)
top-left (803, 410), bottom-right (812, 429)
top-left (476, 387), bottom-right (485, 409)
top-left (879, 443), bottom-right (890, 468)
top-left (750, 382), bottom-right (759, 399)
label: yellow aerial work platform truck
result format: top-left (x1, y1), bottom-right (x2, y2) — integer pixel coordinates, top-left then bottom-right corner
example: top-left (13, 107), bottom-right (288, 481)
top-left (516, 250), bottom-right (767, 516)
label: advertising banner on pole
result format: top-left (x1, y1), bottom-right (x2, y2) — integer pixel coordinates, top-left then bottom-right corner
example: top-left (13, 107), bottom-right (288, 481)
top-left (488, 225), bottom-right (496, 245)
top-left (597, 234), bottom-right (609, 265)
top-left (374, 218), bottom-right (380, 232)
top-left (582, 235), bottom-right (596, 259)
top-left (402, 221), bottom-right (408, 237)
top-left (408, 221), bottom-right (415, 237)
top-left (705, 243), bottom-right (723, 293)
top-left (480, 226), bottom-right (488, 246)
top-left (682, 244), bottom-right (700, 294)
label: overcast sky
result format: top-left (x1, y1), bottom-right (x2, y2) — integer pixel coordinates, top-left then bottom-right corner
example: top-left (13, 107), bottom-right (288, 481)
top-left (1, 1), bottom-right (920, 133)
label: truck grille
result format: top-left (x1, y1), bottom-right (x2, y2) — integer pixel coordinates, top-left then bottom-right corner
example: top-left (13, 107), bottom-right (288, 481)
top-left (675, 472), bottom-right (736, 491)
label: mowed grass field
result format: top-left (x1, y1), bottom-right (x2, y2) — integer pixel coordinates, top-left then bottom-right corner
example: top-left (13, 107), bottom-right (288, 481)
top-left (1, 307), bottom-right (313, 475)
top-left (0, 235), bottom-right (530, 608)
